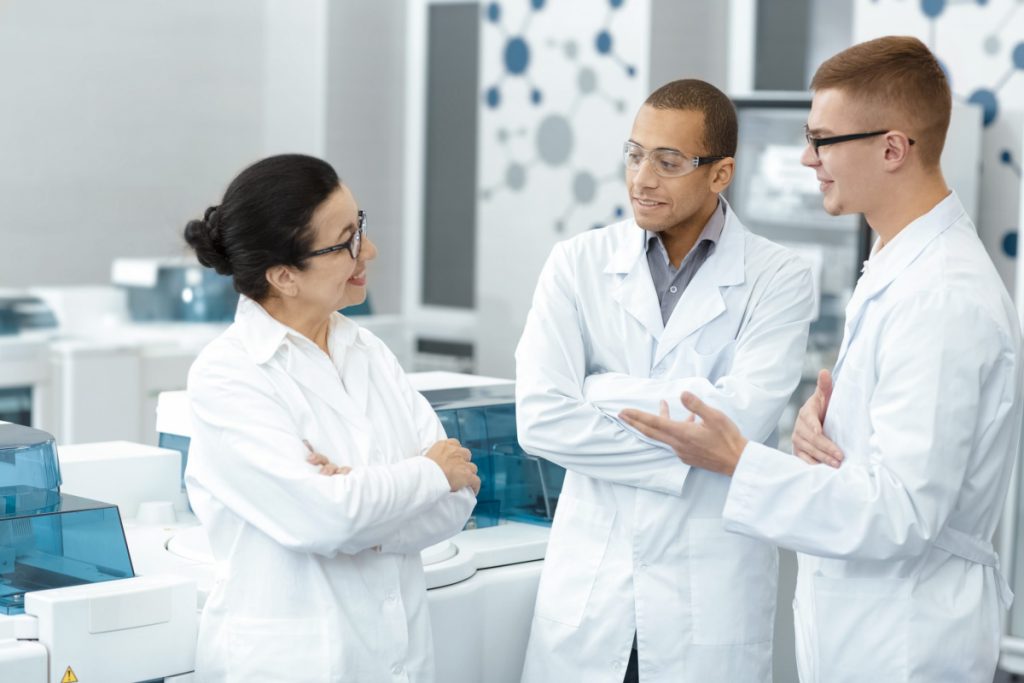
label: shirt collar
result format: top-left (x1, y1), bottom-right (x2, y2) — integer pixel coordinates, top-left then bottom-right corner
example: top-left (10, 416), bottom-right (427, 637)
top-left (861, 190), bottom-right (963, 278)
top-left (233, 295), bottom-right (363, 365)
top-left (645, 196), bottom-right (727, 259)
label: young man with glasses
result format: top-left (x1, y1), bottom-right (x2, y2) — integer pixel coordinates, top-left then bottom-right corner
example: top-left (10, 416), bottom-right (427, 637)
top-left (515, 79), bottom-right (816, 682)
top-left (621, 37), bottom-right (1023, 683)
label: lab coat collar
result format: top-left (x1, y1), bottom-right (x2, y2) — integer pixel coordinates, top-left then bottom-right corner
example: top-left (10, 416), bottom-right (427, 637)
top-left (655, 204), bottom-right (745, 365)
top-left (834, 191), bottom-right (963, 374)
top-left (233, 295), bottom-right (363, 365)
top-left (604, 199), bottom-right (745, 356)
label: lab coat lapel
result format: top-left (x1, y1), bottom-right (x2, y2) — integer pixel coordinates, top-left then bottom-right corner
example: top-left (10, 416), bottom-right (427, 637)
top-left (606, 226), bottom-right (664, 341)
top-left (833, 194), bottom-right (963, 377)
top-left (285, 345), bottom-right (365, 421)
top-left (653, 213), bottom-right (744, 367)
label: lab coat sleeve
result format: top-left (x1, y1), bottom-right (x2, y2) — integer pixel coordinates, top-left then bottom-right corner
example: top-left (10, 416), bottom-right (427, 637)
top-left (583, 260), bottom-right (815, 444)
top-left (364, 335), bottom-right (476, 554)
top-left (515, 241), bottom-right (690, 496)
top-left (723, 290), bottom-right (1002, 560)
top-left (187, 352), bottom-right (452, 557)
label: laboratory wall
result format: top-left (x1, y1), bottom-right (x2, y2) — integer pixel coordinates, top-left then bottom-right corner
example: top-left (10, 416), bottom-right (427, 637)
top-left (0, 0), bottom-right (407, 316)
top-left (854, 0), bottom-right (1021, 290)
top-left (0, 0), bottom-right (265, 286)
top-left (474, 0), bottom-right (652, 377)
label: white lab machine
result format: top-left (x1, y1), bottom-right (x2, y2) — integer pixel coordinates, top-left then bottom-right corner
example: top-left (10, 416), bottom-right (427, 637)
top-left (122, 372), bottom-right (558, 683)
top-left (0, 422), bottom-right (197, 683)
top-left (12, 257), bottom-right (413, 446)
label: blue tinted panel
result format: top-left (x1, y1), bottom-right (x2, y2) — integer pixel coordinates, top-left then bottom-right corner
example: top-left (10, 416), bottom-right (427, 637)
top-left (0, 424), bottom-right (61, 492)
top-left (0, 491), bottom-right (134, 614)
top-left (428, 398), bottom-right (565, 530)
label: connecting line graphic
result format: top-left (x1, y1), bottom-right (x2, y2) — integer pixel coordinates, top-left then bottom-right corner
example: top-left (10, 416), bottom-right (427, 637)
top-left (553, 167), bottom-right (626, 233)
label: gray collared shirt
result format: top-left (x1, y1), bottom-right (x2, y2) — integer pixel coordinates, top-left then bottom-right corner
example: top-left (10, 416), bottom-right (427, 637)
top-left (645, 198), bottom-right (727, 325)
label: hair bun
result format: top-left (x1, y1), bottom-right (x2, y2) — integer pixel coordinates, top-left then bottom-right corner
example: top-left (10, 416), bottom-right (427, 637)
top-left (184, 206), bottom-right (233, 275)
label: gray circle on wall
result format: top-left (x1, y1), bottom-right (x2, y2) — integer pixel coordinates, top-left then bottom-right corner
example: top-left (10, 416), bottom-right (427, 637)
top-left (573, 171), bottom-right (597, 203)
top-left (984, 35), bottom-right (1001, 55)
top-left (578, 67), bottom-right (597, 94)
top-left (506, 163), bottom-right (527, 190)
top-left (537, 115), bottom-right (574, 166)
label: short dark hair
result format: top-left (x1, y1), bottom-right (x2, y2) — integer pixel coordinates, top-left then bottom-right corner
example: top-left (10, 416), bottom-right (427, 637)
top-left (183, 154), bottom-right (341, 301)
top-left (645, 79), bottom-right (738, 157)
top-left (811, 36), bottom-right (950, 167)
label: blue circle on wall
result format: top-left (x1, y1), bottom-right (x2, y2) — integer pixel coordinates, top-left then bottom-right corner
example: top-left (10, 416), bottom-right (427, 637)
top-left (1013, 42), bottom-right (1024, 69)
top-left (968, 88), bottom-right (998, 127)
top-left (1002, 149), bottom-right (1013, 164)
top-left (615, 205), bottom-right (625, 218)
top-left (596, 31), bottom-right (613, 55)
top-left (1004, 230), bottom-right (1018, 258)
top-left (921, 0), bottom-right (946, 18)
top-left (485, 86), bottom-right (501, 108)
top-left (531, 88), bottom-right (543, 105)
top-left (610, 0), bottom-right (625, 7)
top-left (486, 2), bottom-right (500, 22)
top-left (531, 0), bottom-right (546, 9)
top-left (626, 65), bottom-right (637, 77)
top-left (505, 37), bottom-right (530, 74)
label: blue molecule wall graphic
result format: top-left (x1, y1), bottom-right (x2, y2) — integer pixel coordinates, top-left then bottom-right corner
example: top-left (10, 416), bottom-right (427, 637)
top-left (916, 0), bottom-right (1024, 261)
top-left (483, 0), bottom-right (546, 108)
top-left (481, 0), bottom-right (637, 232)
top-left (1002, 148), bottom-right (1022, 177)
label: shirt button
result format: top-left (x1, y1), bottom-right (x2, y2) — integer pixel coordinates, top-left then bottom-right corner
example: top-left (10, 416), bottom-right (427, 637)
top-left (392, 664), bottom-right (404, 675)
top-left (385, 593), bottom-right (397, 604)
top-left (611, 659), bottom-right (624, 669)
top-left (669, 285), bottom-right (678, 293)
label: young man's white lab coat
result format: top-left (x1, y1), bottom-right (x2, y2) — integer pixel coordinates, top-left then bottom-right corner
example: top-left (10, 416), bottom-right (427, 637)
top-left (186, 296), bottom-right (475, 682)
top-left (515, 205), bottom-right (815, 682)
top-left (724, 192), bottom-right (1023, 682)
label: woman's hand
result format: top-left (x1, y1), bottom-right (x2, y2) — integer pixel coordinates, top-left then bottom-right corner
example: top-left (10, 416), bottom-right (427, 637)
top-left (425, 438), bottom-right (481, 494)
top-left (304, 440), bottom-right (352, 476)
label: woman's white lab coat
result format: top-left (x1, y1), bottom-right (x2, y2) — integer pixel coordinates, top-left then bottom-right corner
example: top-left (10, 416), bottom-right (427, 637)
top-left (515, 207), bottom-right (815, 682)
top-left (723, 192), bottom-right (1023, 682)
top-left (185, 296), bottom-right (475, 683)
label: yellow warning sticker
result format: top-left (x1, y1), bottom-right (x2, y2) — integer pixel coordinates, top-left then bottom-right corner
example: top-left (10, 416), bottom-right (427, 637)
top-left (61, 666), bottom-right (78, 683)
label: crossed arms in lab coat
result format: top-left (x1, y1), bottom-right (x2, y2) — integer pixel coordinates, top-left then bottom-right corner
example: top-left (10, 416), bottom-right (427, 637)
top-left (187, 335), bottom-right (475, 558)
top-left (515, 237), bottom-right (814, 496)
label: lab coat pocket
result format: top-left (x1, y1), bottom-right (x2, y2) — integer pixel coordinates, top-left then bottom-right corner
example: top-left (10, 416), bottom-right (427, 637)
top-left (226, 615), bottom-right (330, 683)
top-left (812, 575), bottom-right (910, 682)
top-left (534, 496), bottom-right (614, 628)
top-left (688, 518), bottom-right (777, 645)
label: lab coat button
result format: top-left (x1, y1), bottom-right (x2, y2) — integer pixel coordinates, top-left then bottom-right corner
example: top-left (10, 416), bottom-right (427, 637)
top-left (611, 659), bottom-right (624, 669)
top-left (392, 664), bottom-right (404, 675)
top-left (385, 593), bottom-right (397, 604)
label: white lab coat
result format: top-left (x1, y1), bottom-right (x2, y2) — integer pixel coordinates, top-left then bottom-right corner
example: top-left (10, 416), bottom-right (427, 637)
top-left (516, 206), bottom-right (815, 682)
top-left (723, 192), bottom-right (1023, 682)
top-left (185, 296), bottom-right (475, 683)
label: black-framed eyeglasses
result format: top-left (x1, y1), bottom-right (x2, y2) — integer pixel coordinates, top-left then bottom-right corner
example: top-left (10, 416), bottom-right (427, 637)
top-left (623, 141), bottom-right (728, 178)
top-left (304, 210), bottom-right (366, 260)
top-left (804, 128), bottom-right (915, 158)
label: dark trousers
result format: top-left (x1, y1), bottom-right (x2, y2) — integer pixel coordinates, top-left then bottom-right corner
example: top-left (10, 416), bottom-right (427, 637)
top-left (623, 646), bottom-right (639, 683)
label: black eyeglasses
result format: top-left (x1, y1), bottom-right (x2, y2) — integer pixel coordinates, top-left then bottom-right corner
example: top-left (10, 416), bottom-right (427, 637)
top-left (304, 210), bottom-right (366, 260)
top-left (805, 128), bottom-right (915, 159)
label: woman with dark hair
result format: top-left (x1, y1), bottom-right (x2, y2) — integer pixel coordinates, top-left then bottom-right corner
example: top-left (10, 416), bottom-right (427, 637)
top-left (182, 154), bottom-right (479, 682)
